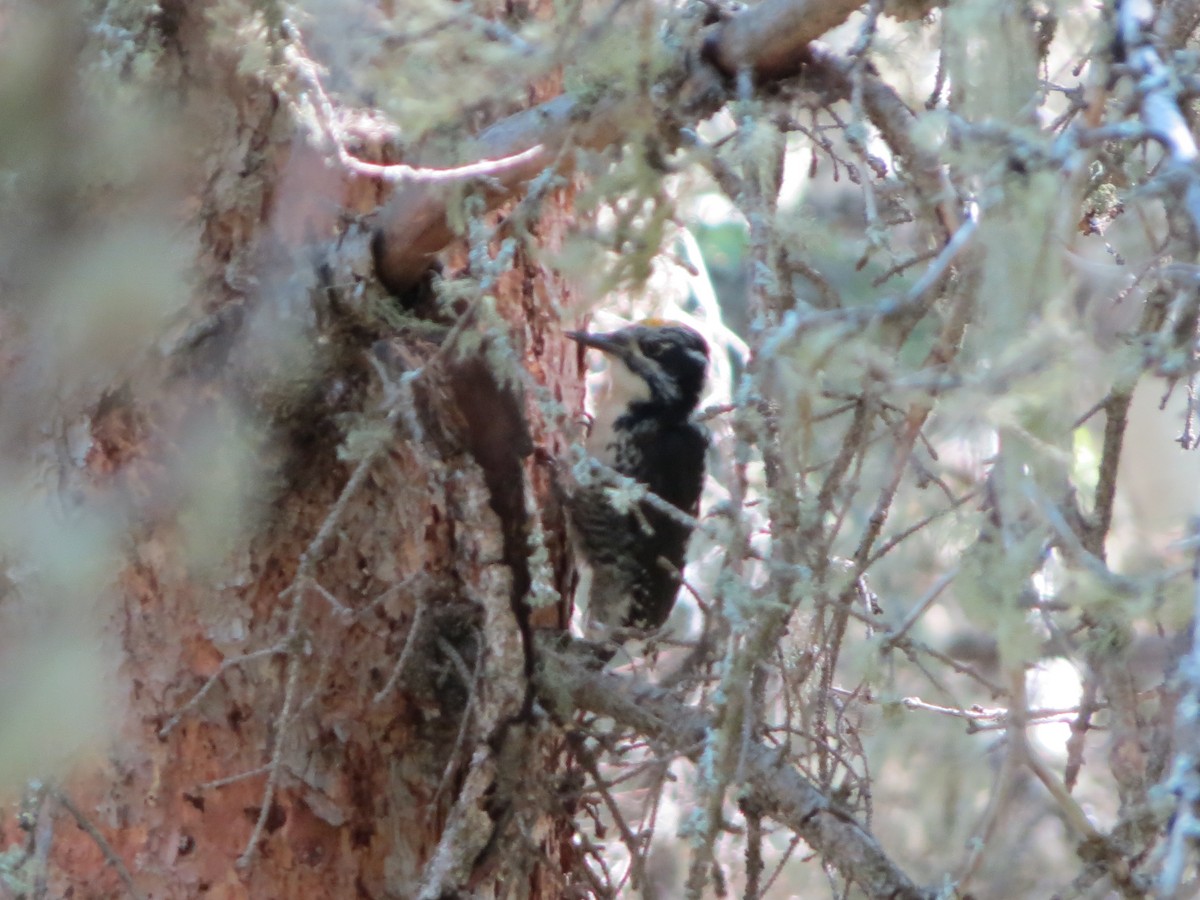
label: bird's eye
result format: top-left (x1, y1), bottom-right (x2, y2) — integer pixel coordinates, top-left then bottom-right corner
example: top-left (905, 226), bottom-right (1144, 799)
top-left (643, 342), bottom-right (664, 358)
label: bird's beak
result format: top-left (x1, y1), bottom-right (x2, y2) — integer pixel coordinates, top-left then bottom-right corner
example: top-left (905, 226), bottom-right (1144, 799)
top-left (566, 330), bottom-right (627, 358)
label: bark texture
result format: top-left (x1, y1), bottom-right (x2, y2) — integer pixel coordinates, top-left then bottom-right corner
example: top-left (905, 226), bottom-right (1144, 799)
top-left (0, 1), bottom-right (583, 897)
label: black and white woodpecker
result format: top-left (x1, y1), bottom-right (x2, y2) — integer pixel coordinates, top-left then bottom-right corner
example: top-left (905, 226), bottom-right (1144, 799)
top-left (566, 320), bottom-right (710, 634)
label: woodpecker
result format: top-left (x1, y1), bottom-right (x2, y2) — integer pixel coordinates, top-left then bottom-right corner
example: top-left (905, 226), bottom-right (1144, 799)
top-left (566, 320), bottom-right (709, 634)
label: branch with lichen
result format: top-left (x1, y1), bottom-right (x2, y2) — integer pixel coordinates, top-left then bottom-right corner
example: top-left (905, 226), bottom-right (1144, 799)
top-left (542, 651), bottom-right (934, 900)
top-left (371, 0), bottom-right (865, 292)
top-left (1117, 0), bottom-right (1200, 248)
top-left (1155, 518), bottom-right (1200, 895)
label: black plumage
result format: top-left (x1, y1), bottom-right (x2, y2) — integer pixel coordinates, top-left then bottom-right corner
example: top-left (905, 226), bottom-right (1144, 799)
top-left (567, 322), bottom-right (709, 632)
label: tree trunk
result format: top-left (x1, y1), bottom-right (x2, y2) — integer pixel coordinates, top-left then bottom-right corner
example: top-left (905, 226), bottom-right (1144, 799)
top-left (0, 1), bottom-right (581, 897)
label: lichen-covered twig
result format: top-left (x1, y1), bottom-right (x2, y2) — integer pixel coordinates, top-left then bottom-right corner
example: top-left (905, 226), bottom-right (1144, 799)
top-left (1117, 0), bottom-right (1200, 244)
top-left (1156, 517), bottom-right (1200, 896)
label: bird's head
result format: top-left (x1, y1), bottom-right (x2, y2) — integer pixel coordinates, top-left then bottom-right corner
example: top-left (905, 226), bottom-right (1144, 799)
top-left (567, 319), bottom-right (709, 419)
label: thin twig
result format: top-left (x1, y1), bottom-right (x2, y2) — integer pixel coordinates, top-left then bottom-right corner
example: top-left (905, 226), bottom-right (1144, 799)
top-left (373, 601), bottom-right (430, 703)
top-left (863, 488), bottom-right (980, 569)
top-left (237, 623), bottom-right (305, 868)
top-left (1064, 673), bottom-right (1099, 792)
top-left (895, 696), bottom-right (1083, 726)
top-left (571, 734), bottom-right (649, 890)
top-left (197, 765), bottom-right (273, 792)
top-left (871, 247), bottom-right (940, 287)
top-left (882, 567), bottom-right (958, 647)
top-left (305, 577), bottom-right (353, 619)
top-left (158, 643), bottom-right (288, 738)
top-left (52, 789), bottom-right (144, 900)
top-left (955, 737), bottom-right (1019, 895)
top-left (429, 636), bottom-right (484, 810)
